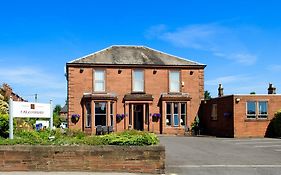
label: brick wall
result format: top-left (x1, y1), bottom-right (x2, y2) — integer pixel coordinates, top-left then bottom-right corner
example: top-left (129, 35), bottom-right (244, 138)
top-left (233, 95), bottom-right (281, 138)
top-left (0, 145), bottom-right (165, 174)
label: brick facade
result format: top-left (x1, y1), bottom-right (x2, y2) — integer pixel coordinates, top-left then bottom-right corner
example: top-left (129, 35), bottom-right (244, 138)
top-left (67, 66), bottom-right (205, 135)
top-left (199, 95), bottom-right (281, 138)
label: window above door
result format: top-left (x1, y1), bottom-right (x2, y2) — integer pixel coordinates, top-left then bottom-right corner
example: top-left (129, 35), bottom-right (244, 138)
top-left (132, 69), bottom-right (144, 92)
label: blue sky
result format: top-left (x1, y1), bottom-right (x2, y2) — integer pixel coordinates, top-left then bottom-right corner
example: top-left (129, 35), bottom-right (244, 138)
top-left (1, 0), bottom-right (281, 106)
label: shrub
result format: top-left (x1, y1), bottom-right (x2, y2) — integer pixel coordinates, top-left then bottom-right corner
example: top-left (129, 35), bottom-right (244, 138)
top-left (0, 114), bottom-right (9, 138)
top-left (0, 129), bottom-right (159, 146)
top-left (266, 110), bottom-right (281, 138)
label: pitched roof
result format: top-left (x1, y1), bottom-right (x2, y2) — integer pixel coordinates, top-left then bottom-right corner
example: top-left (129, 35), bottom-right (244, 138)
top-left (68, 45), bottom-right (205, 67)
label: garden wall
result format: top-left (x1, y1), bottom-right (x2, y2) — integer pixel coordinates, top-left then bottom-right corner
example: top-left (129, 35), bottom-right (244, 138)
top-left (0, 145), bottom-right (165, 174)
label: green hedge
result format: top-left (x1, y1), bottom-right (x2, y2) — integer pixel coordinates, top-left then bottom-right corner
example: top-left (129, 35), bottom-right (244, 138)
top-left (0, 129), bottom-right (159, 146)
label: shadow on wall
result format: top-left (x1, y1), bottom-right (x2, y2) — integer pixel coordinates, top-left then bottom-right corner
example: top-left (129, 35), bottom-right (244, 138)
top-left (265, 110), bottom-right (281, 138)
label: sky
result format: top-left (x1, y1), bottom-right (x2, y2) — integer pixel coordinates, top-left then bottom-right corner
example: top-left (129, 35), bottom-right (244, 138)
top-left (1, 0), bottom-right (281, 106)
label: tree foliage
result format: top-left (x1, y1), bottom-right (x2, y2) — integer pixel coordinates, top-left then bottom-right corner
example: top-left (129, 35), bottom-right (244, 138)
top-left (0, 94), bottom-right (8, 114)
top-left (266, 110), bottom-right (281, 138)
top-left (204, 91), bottom-right (211, 100)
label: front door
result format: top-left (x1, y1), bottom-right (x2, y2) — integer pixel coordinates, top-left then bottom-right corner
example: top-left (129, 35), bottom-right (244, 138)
top-left (133, 104), bottom-right (144, 130)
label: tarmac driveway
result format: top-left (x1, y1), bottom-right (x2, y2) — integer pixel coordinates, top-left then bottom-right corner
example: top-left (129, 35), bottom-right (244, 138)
top-left (159, 136), bottom-right (281, 175)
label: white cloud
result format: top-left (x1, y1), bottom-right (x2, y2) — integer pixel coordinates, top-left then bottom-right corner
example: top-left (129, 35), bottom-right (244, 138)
top-left (146, 23), bottom-right (257, 65)
top-left (0, 67), bottom-right (65, 90)
top-left (267, 65), bottom-right (281, 72)
top-left (205, 75), bottom-right (252, 86)
top-left (0, 67), bottom-right (66, 105)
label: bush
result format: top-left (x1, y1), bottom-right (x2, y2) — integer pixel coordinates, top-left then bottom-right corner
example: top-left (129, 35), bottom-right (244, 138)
top-left (0, 129), bottom-right (159, 146)
top-left (0, 114), bottom-right (9, 138)
top-left (266, 110), bottom-right (281, 138)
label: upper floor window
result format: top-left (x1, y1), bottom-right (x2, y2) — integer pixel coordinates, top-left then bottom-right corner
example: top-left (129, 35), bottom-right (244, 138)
top-left (94, 70), bottom-right (105, 92)
top-left (246, 101), bottom-right (268, 119)
top-left (169, 71), bottom-right (180, 92)
top-left (133, 70), bottom-right (144, 92)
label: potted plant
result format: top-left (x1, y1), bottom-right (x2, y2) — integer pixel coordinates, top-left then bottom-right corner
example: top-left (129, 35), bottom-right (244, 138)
top-left (152, 113), bottom-right (161, 122)
top-left (71, 114), bottom-right (80, 124)
top-left (116, 114), bottom-right (125, 123)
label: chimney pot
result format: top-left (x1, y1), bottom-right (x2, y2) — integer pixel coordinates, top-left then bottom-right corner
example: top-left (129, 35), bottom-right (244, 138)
top-left (268, 83), bottom-right (276, 94)
top-left (218, 84), bottom-right (224, 97)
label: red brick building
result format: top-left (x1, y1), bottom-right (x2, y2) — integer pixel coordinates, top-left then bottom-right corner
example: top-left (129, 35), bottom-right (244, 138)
top-left (66, 45), bottom-right (205, 135)
top-left (199, 84), bottom-right (281, 138)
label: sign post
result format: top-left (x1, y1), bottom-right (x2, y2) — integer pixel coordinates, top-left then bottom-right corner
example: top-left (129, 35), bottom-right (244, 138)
top-left (9, 98), bottom-right (52, 139)
top-left (9, 97), bottom-right (13, 139)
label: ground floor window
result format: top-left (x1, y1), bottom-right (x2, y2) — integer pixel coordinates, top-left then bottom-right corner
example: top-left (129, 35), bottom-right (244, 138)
top-left (166, 102), bottom-right (187, 127)
top-left (95, 102), bottom-right (107, 126)
top-left (110, 102), bottom-right (114, 126)
top-left (246, 101), bottom-right (268, 119)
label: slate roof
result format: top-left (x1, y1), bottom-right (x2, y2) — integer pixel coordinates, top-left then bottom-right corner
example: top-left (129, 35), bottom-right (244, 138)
top-left (68, 45), bottom-right (205, 66)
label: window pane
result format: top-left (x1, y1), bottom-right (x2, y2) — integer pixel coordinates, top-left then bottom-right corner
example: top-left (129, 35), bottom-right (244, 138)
top-left (95, 102), bottom-right (106, 114)
top-left (174, 103), bottom-right (178, 114)
top-left (259, 101), bottom-right (268, 114)
top-left (86, 102), bottom-right (91, 127)
top-left (95, 70), bottom-right (104, 80)
top-left (181, 103), bottom-right (186, 114)
top-left (134, 70), bottom-right (143, 80)
top-left (247, 101), bottom-right (256, 119)
top-left (247, 101), bottom-right (256, 115)
top-left (95, 82), bottom-right (104, 91)
top-left (134, 81), bottom-right (143, 91)
top-left (166, 114), bottom-right (171, 126)
top-left (166, 103), bottom-right (171, 114)
top-left (170, 83), bottom-right (179, 92)
top-left (174, 114), bottom-right (179, 126)
top-left (133, 70), bottom-right (144, 91)
top-left (95, 114), bottom-right (106, 126)
top-left (258, 101), bottom-right (268, 118)
top-left (169, 71), bottom-right (180, 92)
top-left (181, 115), bottom-right (185, 126)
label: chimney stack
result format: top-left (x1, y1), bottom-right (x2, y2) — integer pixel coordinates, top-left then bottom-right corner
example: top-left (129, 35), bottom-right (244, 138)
top-left (218, 84), bottom-right (224, 97)
top-left (268, 83), bottom-right (276, 94)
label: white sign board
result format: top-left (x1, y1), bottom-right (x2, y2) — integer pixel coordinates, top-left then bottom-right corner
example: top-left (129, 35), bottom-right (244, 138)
top-left (9, 99), bottom-right (53, 139)
top-left (11, 101), bottom-right (51, 118)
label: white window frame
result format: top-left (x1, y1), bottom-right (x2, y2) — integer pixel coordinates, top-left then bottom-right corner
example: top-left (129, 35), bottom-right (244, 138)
top-left (132, 69), bottom-right (144, 92)
top-left (211, 104), bottom-right (218, 120)
top-left (95, 102), bottom-right (107, 126)
top-left (166, 102), bottom-right (186, 127)
top-left (85, 101), bottom-right (91, 127)
top-left (169, 70), bottom-right (180, 93)
top-left (246, 101), bottom-right (268, 119)
top-left (94, 69), bottom-right (105, 92)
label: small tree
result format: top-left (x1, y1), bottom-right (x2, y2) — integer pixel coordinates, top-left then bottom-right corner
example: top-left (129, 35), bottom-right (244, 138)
top-left (250, 92), bottom-right (256, 95)
top-left (53, 104), bottom-right (62, 128)
top-left (204, 91), bottom-right (211, 100)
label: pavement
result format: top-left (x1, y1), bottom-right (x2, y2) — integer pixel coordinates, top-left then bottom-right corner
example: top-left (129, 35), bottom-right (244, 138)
top-left (160, 136), bottom-right (281, 175)
top-left (2, 136), bottom-right (281, 175)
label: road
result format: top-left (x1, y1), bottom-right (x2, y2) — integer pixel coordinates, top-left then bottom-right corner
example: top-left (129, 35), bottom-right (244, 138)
top-left (160, 136), bottom-right (281, 175)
